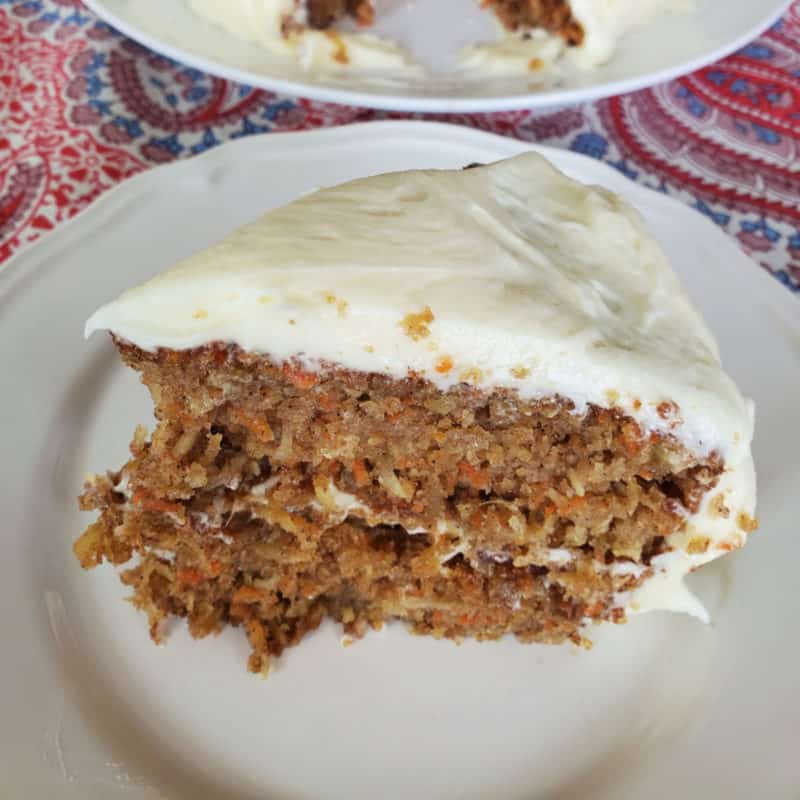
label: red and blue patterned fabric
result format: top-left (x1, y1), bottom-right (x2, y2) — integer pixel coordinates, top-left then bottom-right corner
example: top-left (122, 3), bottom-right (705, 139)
top-left (1, 0), bottom-right (798, 293)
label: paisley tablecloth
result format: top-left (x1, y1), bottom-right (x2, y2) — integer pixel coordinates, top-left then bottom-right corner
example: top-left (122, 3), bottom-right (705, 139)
top-left (1, 0), bottom-right (798, 293)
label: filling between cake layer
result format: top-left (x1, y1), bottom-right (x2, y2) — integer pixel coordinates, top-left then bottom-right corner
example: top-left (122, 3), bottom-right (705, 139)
top-left (75, 342), bottom-right (752, 673)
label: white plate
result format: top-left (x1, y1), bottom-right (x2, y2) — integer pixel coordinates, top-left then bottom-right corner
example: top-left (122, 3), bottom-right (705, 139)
top-left (1, 121), bottom-right (798, 800)
top-left (82, 0), bottom-right (792, 112)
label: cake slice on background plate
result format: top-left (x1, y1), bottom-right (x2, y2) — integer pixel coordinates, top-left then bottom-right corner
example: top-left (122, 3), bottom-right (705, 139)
top-left (75, 152), bottom-right (756, 674)
top-left (186, 0), bottom-right (693, 75)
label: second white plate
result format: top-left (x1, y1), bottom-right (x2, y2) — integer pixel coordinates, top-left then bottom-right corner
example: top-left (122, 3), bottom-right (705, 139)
top-left (83, 0), bottom-right (792, 112)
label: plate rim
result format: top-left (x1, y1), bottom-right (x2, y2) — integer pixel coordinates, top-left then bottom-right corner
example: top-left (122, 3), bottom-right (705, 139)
top-left (81, 0), bottom-right (793, 113)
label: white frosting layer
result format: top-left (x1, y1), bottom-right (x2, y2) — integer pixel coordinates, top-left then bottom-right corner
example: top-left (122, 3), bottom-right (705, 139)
top-left (87, 152), bottom-right (756, 619)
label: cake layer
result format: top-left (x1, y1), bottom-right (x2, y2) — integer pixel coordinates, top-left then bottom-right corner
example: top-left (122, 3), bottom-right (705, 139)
top-left (86, 153), bottom-right (753, 468)
top-left (111, 342), bottom-right (724, 561)
top-left (78, 478), bottom-right (624, 674)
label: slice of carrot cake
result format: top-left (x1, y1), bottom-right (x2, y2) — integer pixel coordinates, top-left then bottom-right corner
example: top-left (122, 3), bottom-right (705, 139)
top-left (76, 153), bottom-right (756, 674)
top-left (186, 0), bottom-right (691, 74)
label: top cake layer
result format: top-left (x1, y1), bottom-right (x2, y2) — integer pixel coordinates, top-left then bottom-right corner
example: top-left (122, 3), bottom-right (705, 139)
top-left (86, 152), bottom-right (753, 466)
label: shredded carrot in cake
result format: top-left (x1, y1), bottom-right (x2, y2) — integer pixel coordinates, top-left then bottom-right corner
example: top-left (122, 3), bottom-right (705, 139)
top-left (317, 393), bottom-right (337, 412)
top-left (232, 586), bottom-right (270, 605)
top-left (458, 460), bottom-right (491, 491)
top-left (435, 356), bottom-right (454, 374)
top-left (621, 422), bottom-right (644, 456)
top-left (352, 458), bottom-right (370, 487)
top-left (177, 568), bottom-right (207, 586)
top-left (131, 491), bottom-right (183, 516)
top-left (559, 495), bottom-right (587, 513)
top-left (231, 408), bottom-right (274, 442)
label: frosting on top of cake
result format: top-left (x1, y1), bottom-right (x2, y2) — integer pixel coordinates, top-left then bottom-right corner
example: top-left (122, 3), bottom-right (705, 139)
top-left (87, 152), bottom-right (753, 467)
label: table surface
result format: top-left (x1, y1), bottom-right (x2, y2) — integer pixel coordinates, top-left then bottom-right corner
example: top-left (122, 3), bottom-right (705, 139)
top-left (1, 0), bottom-right (798, 295)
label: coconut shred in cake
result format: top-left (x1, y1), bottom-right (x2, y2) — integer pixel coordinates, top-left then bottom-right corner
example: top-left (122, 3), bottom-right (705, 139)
top-left (186, 0), bottom-right (694, 78)
top-left (86, 152), bottom-right (756, 625)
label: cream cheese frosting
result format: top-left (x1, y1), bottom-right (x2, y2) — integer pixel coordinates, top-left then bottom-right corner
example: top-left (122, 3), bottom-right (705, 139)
top-left (86, 152), bottom-right (756, 620)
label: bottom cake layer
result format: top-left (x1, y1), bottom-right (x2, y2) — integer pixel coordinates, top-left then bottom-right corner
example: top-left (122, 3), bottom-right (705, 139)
top-left (77, 471), bottom-right (640, 674)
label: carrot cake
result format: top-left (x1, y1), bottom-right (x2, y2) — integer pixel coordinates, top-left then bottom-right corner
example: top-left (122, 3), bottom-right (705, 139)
top-left (75, 153), bottom-right (757, 674)
top-left (186, 0), bottom-right (692, 75)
